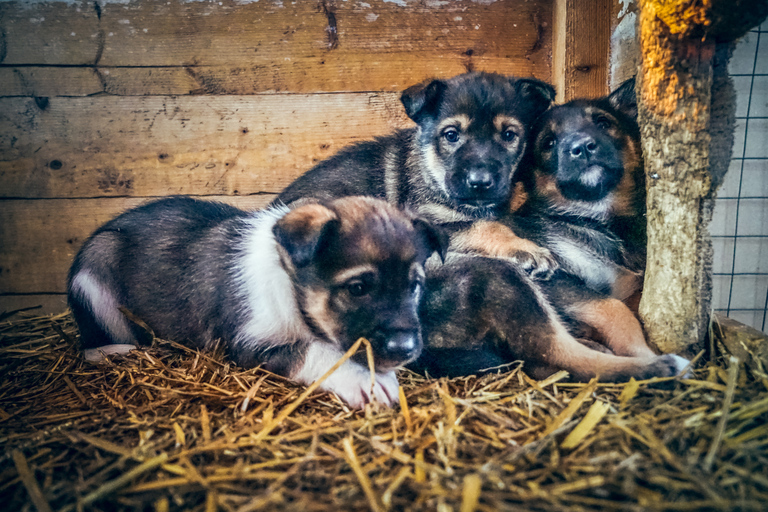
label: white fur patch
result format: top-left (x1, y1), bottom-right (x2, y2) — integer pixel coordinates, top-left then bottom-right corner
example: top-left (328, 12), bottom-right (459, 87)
top-left (234, 205), bottom-right (314, 352)
top-left (70, 270), bottom-right (135, 345)
top-left (292, 342), bottom-right (400, 409)
top-left (83, 344), bottom-right (136, 363)
top-left (551, 193), bottom-right (614, 222)
top-left (580, 166), bottom-right (604, 188)
top-left (549, 238), bottom-right (617, 290)
top-left (669, 354), bottom-right (692, 377)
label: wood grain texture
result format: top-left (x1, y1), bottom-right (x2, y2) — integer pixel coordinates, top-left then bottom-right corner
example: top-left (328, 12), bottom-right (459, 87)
top-left (0, 93), bottom-right (411, 199)
top-left (0, 195), bottom-right (277, 296)
top-left (0, 0), bottom-right (553, 95)
top-left (553, 0), bottom-right (612, 100)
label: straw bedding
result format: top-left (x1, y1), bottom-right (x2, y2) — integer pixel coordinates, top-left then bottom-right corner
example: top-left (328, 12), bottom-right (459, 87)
top-left (1, 311), bottom-right (767, 511)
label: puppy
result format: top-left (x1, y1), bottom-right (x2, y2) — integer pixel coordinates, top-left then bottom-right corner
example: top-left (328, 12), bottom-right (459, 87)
top-left (276, 71), bottom-right (557, 271)
top-left (68, 196), bottom-right (445, 409)
top-left (412, 80), bottom-right (690, 381)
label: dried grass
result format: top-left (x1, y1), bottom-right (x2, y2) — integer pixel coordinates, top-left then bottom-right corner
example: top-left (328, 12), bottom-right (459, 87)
top-left (1, 312), bottom-right (767, 511)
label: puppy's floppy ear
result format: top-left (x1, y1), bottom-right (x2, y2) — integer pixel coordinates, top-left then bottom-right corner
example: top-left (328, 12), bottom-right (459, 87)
top-left (515, 78), bottom-right (556, 111)
top-left (607, 77), bottom-right (638, 120)
top-left (412, 217), bottom-right (448, 263)
top-left (273, 204), bottom-right (340, 268)
top-left (401, 78), bottom-right (448, 123)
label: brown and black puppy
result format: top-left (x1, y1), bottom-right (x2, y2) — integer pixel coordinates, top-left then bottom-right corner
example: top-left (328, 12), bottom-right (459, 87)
top-left (68, 196), bottom-right (445, 409)
top-left (276, 71), bottom-right (556, 271)
top-left (412, 80), bottom-right (690, 381)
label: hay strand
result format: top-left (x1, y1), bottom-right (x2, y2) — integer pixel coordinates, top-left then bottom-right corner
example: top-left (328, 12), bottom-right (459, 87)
top-left (2, 313), bottom-right (768, 510)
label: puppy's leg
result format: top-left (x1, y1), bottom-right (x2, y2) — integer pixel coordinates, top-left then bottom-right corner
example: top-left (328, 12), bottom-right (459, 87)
top-left (538, 318), bottom-right (689, 382)
top-left (450, 221), bottom-right (558, 278)
top-left (566, 298), bottom-right (657, 358)
top-left (289, 342), bottom-right (400, 409)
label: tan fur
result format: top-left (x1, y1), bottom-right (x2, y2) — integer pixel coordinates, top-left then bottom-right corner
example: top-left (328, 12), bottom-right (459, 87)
top-left (493, 115), bottom-right (524, 135)
top-left (302, 287), bottom-right (338, 345)
top-left (437, 114), bottom-right (471, 133)
top-left (567, 298), bottom-right (657, 358)
top-left (612, 267), bottom-right (644, 301)
top-left (452, 221), bottom-right (547, 260)
top-left (609, 137), bottom-right (642, 217)
top-left (510, 181), bottom-right (528, 212)
top-left (280, 203), bottom-right (338, 237)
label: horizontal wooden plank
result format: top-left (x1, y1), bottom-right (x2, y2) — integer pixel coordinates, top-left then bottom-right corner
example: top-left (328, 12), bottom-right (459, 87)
top-left (0, 195), bottom-right (277, 295)
top-left (0, 0), bottom-right (553, 94)
top-left (0, 93), bottom-right (411, 199)
top-left (0, 295), bottom-right (68, 317)
top-left (1, 54), bottom-right (549, 97)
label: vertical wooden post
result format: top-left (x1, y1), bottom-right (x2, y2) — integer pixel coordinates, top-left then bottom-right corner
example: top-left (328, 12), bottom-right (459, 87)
top-left (636, 0), bottom-right (715, 354)
top-left (637, 0), bottom-right (768, 354)
top-left (553, 0), bottom-right (612, 101)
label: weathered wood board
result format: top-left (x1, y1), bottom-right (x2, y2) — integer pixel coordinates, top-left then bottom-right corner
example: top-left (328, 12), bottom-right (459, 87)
top-left (0, 0), bottom-right (553, 95)
top-left (0, 195), bottom-right (276, 297)
top-left (0, 93), bottom-right (410, 198)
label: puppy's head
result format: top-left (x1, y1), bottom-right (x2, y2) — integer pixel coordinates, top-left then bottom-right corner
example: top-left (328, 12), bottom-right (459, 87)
top-left (274, 197), bottom-right (446, 371)
top-left (401, 72), bottom-right (555, 215)
top-left (527, 78), bottom-right (642, 219)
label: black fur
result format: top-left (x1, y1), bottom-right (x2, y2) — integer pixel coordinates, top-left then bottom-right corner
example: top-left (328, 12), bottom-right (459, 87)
top-left (276, 72), bottom-right (555, 223)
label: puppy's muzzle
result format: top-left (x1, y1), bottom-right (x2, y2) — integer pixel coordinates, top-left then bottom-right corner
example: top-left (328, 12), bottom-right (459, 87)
top-left (566, 134), bottom-right (599, 161)
top-left (466, 167), bottom-right (495, 192)
top-left (373, 329), bottom-right (423, 367)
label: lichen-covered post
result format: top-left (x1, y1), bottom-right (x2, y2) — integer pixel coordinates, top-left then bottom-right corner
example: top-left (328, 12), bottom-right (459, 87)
top-left (637, 0), bottom-right (768, 354)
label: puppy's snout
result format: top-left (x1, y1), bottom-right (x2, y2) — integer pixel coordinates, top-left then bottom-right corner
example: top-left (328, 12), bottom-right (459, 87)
top-left (567, 135), bottom-right (598, 159)
top-left (466, 168), bottom-right (495, 191)
top-left (383, 330), bottom-right (421, 362)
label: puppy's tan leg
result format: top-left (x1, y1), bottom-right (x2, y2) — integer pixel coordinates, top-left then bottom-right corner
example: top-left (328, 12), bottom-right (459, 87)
top-left (534, 319), bottom-right (687, 381)
top-left (525, 300), bottom-right (687, 382)
top-left (451, 221), bottom-right (557, 276)
top-left (567, 298), bottom-right (657, 358)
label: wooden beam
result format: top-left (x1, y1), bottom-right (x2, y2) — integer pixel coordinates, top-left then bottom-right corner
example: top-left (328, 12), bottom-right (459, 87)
top-left (553, 0), bottom-right (612, 101)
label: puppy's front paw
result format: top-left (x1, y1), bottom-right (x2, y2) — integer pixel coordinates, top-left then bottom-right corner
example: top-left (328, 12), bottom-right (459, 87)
top-left (507, 245), bottom-right (559, 279)
top-left (320, 364), bottom-right (400, 409)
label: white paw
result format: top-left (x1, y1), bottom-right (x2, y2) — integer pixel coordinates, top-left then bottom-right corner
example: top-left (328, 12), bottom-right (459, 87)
top-left (668, 354), bottom-right (693, 377)
top-left (83, 344), bottom-right (137, 362)
top-left (319, 364), bottom-right (400, 409)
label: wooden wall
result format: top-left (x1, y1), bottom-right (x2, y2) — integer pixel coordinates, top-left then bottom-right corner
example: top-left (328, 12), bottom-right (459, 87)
top-left (0, 0), bottom-right (612, 314)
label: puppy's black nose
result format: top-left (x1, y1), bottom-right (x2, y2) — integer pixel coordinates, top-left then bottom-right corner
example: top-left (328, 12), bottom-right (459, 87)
top-left (466, 168), bottom-right (494, 191)
top-left (384, 331), bottom-right (421, 362)
top-left (569, 135), bottom-right (598, 159)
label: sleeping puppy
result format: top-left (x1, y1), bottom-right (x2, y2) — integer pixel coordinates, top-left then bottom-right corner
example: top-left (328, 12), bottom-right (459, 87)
top-left (277, 71), bottom-right (557, 272)
top-left (68, 196), bottom-right (445, 409)
top-left (414, 80), bottom-right (690, 381)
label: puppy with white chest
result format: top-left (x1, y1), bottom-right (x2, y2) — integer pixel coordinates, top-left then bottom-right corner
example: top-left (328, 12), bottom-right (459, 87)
top-left (68, 196), bottom-right (445, 409)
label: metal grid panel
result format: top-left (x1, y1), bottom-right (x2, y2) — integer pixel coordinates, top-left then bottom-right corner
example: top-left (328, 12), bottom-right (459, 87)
top-left (711, 21), bottom-right (768, 333)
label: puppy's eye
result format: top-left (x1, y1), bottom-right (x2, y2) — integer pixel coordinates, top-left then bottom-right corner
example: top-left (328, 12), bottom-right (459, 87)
top-left (541, 135), bottom-right (556, 150)
top-left (501, 129), bottom-right (517, 142)
top-left (595, 116), bottom-right (611, 130)
top-left (346, 280), bottom-right (371, 297)
top-left (442, 128), bottom-right (460, 143)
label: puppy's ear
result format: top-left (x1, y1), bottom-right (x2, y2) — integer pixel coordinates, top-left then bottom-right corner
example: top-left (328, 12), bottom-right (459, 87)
top-left (401, 79), bottom-right (448, 123)
top-left (607, 77), bottom-right (638, 120)
top-left (273, 204), bottom-right (340, 268)
top-left (412, 217), bottom-right (448, 263)
top-left (515, 78), bottom-right (556, 111)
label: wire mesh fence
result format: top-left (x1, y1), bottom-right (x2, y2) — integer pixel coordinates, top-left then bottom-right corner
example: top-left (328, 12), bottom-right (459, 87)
top-left (711, 21), bottom-right (768, 333)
